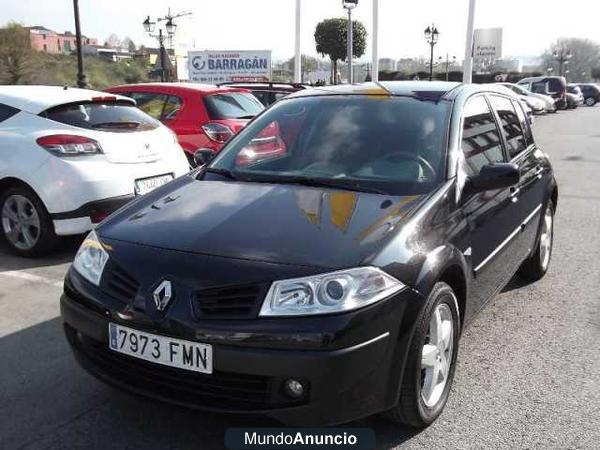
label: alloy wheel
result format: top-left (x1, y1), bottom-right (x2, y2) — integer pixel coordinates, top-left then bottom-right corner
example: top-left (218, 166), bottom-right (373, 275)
top-left (539, 206), bottom-right (553, 271)
top-left (421, 303), bottom-right (454, 408)
top-left (1, 195), bottom-right (41, 251)
top-left (585, 97), bottom-right (596, 106)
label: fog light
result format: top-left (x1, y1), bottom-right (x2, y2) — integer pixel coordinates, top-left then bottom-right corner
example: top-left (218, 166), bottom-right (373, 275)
top-left (283, 379), bottom-right (305, 399)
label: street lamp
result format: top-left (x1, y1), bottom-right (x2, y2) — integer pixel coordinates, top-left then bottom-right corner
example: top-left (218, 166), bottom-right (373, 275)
top-left (143, 10), bottom-right (191, 82)
top-left (552, 48), bottom-right (572, 77)
top-left (439, 54), bottom-right (456, 81)
top-left (72, 0), bottom-right (86, 88)
top-left (424, 24), bottom-right (440, 81)
top-left (342, 0), bottom-right (358, 84)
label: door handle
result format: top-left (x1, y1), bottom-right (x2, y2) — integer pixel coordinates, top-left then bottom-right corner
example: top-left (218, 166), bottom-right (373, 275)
top-left (509, 187), bottom-right (520, 202)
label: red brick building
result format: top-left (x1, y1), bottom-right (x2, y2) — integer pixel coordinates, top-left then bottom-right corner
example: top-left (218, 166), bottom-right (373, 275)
top-left (27, 26), bottom-right (97, 54)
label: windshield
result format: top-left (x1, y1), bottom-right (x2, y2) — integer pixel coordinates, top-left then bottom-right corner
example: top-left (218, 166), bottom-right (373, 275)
top-left (204, 91), bottom-right (264, 119)
top-left (206, 95), bottom-right (450, 195)
top-left (41, 101), bottom-right (160, 132)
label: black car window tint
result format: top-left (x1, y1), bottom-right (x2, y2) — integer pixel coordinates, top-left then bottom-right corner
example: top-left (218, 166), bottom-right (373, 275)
top-left (461, 96), bottom-right (505, 175)
top-left (0, 103), bottom-right (19, 123)
top-left (489, 95), bottom-right (528, 159)
top-left (511, 100), bottom-right (534, 148)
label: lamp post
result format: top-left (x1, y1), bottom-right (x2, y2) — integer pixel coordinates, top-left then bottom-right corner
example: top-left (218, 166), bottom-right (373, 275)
top-left (424, 24), bottom-right (440, 81)
top-left (552, 47), bottom-right (572, 77)
top-left (439, 54), bottom-right (456, 81)
top-left (342, 0), bottom-right (358, 84)
top-left (72, 0), bottom-right (86, 88)
top-left (143, 9), bottom-right (191, 82)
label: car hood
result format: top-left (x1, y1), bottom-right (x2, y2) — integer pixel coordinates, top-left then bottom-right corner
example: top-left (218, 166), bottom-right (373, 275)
top-left (99, 176), bottom-right (427, 269)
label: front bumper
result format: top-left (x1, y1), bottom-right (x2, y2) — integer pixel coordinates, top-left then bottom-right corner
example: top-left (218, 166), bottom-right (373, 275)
top-left (60, 268), bottom-right (423, 426)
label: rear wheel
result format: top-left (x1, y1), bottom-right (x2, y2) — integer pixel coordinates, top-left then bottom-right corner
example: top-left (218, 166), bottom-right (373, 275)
top-left (585, 97), bottom-right (597, 106)
top-left (519, 200), bottom-right (554, 281)
top-left (0, 186), bottom-right (57, 256)
top-left (384, 282), bottom-right (460, 427)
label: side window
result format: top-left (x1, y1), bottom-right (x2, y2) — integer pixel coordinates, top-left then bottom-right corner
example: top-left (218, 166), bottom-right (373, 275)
top-left (461, 96), bottom-right (505, 175)
top-left (531, 81), bottom-right (547, 94)
top-left (0, 103), bottom-right (19, 123)
top-left (251, 91), bottom-right (271, 106)
top-left (489, 95), bottom-right (528, 159)
top-left (129, 92), bottom-right (168, 119)
top-left (511, 100), bottom-right (534, 148)
top-left (162, 95), bottom-right (182, 120)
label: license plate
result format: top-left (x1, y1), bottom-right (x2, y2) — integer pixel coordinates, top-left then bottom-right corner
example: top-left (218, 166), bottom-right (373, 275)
top-left (134, 174), bottom-right (173, 196)
top-left (108, 323), bottom-right (213, 374)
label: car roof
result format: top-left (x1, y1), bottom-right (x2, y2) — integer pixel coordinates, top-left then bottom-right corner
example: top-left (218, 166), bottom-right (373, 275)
top-left (285, 81), bottom-right (523, 103)
top-left (0, 85), bottom-right (134, 114)
top-left (287, 81), bottom-right (462, 101)
top-left (106, 82), bottom-right (247, 96)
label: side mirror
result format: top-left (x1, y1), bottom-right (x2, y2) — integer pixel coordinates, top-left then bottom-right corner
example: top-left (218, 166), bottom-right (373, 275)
top-left (193, 148), bottom-right (216, 167)
top-left (467, 163), bottom-right (520, 194)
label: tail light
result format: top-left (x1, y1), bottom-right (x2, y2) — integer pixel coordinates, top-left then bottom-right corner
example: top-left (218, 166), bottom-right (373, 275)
top-left (36, 135), bottom-right (102, 156)
top-left (202, 123), bottom-right (234, 144)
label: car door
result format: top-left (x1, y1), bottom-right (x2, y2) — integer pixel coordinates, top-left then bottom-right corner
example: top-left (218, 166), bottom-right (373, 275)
top-left (458, 94), bottom-right (522, 313)
top-left (489, 95), bottom-right (546, 259)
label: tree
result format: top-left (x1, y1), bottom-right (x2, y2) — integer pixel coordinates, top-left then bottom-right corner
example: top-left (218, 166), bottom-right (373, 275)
top-left (541, 38), bottom-right (600, 82)
top-left (285, 54), bottom-right (319, 82)
top-left (0, 23), bottom-right (35, 84)
top-left (104, 33), bottom-right (121, 49)
top-left (122, 37), bottom-right (136, 53)
top-left (314, 18), bottom-right (367, 84)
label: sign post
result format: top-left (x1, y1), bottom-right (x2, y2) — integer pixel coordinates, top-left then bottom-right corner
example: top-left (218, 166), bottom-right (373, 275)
top-left (463, 0), bottom-right (477, 84)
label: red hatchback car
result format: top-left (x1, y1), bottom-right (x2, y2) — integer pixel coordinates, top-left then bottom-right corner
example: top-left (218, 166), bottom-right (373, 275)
top-left (106, 83), bottom-right (265, 165)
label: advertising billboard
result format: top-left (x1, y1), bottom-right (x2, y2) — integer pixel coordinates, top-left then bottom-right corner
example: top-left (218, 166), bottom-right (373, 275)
top-left (188, 50), bottom-right (272, 83)
top-left (473, 28), bottom-right (503, 66)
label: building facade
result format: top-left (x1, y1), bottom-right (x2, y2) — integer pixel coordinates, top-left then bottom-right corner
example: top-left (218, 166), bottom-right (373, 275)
top-left (28, 26), bottom-right (97, 54)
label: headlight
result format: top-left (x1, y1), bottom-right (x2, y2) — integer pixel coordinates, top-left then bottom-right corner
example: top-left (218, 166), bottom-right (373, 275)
top-left (72, 230), bottom-right (109, 286)
top-left (259, 267), bottom-right (405, 317)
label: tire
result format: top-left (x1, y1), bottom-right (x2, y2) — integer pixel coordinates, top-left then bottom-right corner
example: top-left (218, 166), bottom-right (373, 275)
top-left (384, 282), bottom-right (460, 428)
top-left (0, 186), bottom-right (58, 256)
top-left (519, 200), bottom-right (554, 282)
top-left (585, 97), bottom-right (596, 106)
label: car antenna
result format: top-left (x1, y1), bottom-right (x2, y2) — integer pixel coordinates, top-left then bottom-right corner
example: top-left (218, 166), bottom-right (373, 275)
top-left (63, 85), bottom-right (69, 90)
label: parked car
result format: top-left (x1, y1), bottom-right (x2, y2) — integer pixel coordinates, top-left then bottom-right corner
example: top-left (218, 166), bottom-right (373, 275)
top-left (517, 76), bottom-right (568, 110)
top-left (61, 81), bottom-right (557, 428)
top-left (217, 82), bottom-right (308, 106)
top-left (565, 92), bottom-right (580, 109)
top-left (0, 86), bottom-right (189, 256)
top-left (106, 83), bottom-right (265, 166)
top-left (576, 83), bottom-right (600, 106)
top-left (499, 82), bottom-right (556, 113)
top-left (567, 85), bottom-right (584, 107)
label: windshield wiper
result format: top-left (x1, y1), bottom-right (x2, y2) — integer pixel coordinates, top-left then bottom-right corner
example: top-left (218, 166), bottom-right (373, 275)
top-left (236, 114), bottom-right (256, 120)
top-left (257, 175), bottom-right (389, 195)
top-left (204, 167), bottom-right (242, 181)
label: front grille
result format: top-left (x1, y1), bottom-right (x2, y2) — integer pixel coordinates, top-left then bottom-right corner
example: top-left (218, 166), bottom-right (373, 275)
top-left (74, 333), bottom-right (272, 410)
top-left (195, 284), bottom-right (264, 319)
top-left (100, 263), bottom-right (140, 303)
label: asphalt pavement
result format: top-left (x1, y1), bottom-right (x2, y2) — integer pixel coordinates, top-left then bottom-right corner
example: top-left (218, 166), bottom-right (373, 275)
top-left (1, 107), bottom-right (599, 449)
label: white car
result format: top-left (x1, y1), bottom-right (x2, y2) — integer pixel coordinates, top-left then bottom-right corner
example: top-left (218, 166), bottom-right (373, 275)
top-left (499, 82), bottom-right (556, 114)
top-left (0, 86), bottom-right (189, 256)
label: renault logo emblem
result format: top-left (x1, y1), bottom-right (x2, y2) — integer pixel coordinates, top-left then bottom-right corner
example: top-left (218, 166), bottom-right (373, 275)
top-left (153, 280), bottom-right (173, 311)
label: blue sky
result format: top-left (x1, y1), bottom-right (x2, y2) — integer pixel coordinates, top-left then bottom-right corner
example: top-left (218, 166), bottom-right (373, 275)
top-left (3, 0), bottom-right (599, 61)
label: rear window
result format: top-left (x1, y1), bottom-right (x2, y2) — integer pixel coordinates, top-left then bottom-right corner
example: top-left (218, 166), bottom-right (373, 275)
top-left (204, 92), bottom-right (264, 120)
top-left (41, 101), bottom-right (161, 132)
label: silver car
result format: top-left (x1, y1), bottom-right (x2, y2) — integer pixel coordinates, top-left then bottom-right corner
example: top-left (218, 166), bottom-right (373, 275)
top-left (499, 82), bottom-right (556, 114)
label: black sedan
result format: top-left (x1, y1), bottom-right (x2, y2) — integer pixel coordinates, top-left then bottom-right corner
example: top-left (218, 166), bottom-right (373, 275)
top-left (61, 81), bottom-right (558, 428)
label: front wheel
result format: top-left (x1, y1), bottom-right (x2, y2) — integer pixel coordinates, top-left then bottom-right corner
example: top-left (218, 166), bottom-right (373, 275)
top-left (0, 186), bottom-right (57, 256)
top-left (383, 282), bottom-right (460, 428)
top-left (519, 200), bottom-right (554, 281)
